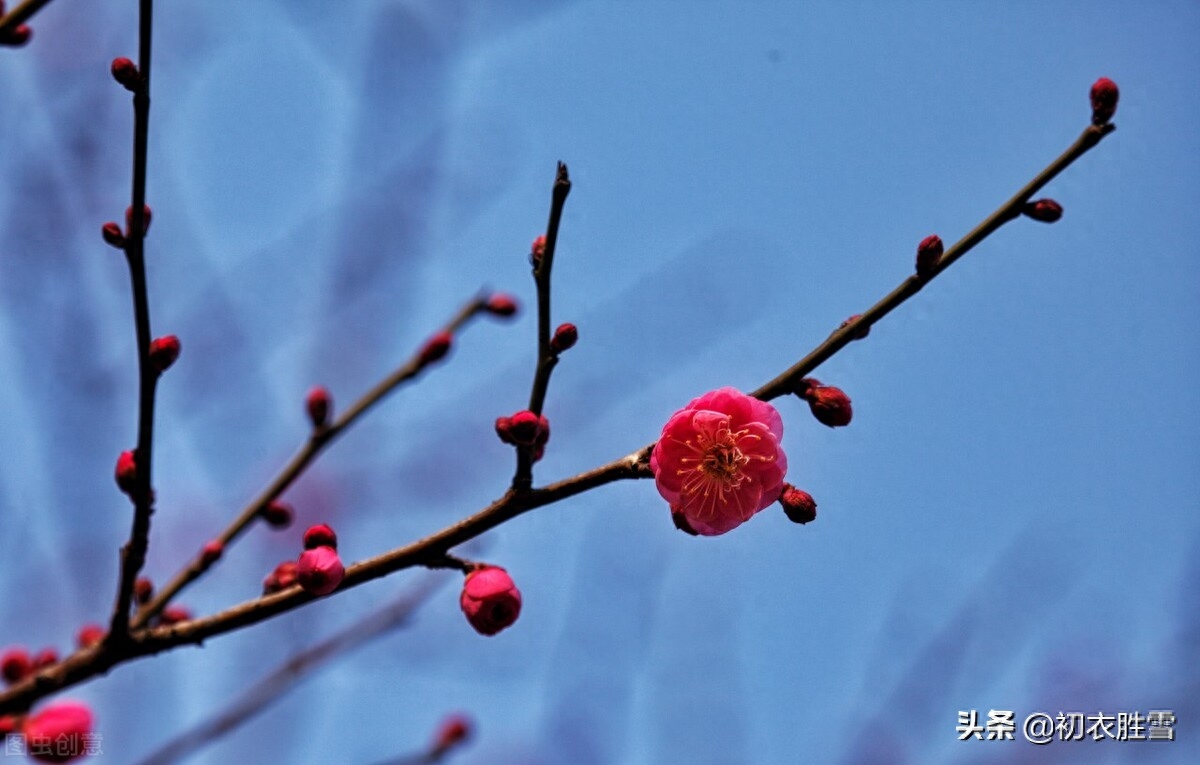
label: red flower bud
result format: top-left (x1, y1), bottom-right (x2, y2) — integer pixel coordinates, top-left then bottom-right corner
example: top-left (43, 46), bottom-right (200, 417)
top-left (303, 523), bottom-right (337, 551)
top-left (460, 565), bottom-right (521, 636)
top-left (433, 714), bottom-right (473, 752)
top-left (134, 577), bottom-right (154, 604)
top-left (114, 450), bottom-right (138, 495)
top-left (263, 560), bottom-right (299, 594)
top-left (101, 221), bottom-right (126, 249)
top-left (419, 331), bottom-right (453, 365)
top-left (778, 484), bottom-right (818, 524)
top-left (507, 410), bottom-right (549, 447)
top-left (1022, 198), bottom-right (1063, 223)
top-left (160, 606), bottom-right (191, 625)
top-left (0, 715), bottom-right (18, 736)
top-left (33, 648), bottom-right (58, 669)
top-left (125, 204), bottom-right (152, 236)
top-left (200, 540), bottom-right (224, 566)
top-left (23, 701), bottom-right (93, 764)
top-left (839, 314), bottom-right (870, 340)
top-left (1, 648), bottom-right (33, 685)
top-left (494, 416), bottom-right (515, 445)
top-left (805, 385), bottom-right (853, 428)
top-left (485, 293), bottom-right (519, 318)
top-left (148, 335), bottom-right (181, 373)
top-left (530, 234), bottom-right (547, 266)
top-left (550, 322), bottom-right (578, 353)
top-left (261, 500), bottom-right (294, 529)
top-left (297, 546), bottom-right (344, 596)
top-left (0, 25), bottom-right (32, 48)
top-left (76, 624), bottom-right (105, 650)
top-left (1090, 77), bottom-right (1119, 126)
top-left (915, 234), bottom-right (944, 278)
top-left (110, 57), bottom-right (140, 91)
top-left (306, 386), bottom-right (331, 428)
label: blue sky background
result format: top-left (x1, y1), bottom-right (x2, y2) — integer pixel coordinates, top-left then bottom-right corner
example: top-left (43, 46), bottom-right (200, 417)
top-left (1, 1), bottom-right (1197, 763)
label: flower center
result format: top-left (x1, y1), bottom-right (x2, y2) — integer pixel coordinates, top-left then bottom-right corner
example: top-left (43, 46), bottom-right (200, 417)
top-left (670, 414), bottom-right (769, 519)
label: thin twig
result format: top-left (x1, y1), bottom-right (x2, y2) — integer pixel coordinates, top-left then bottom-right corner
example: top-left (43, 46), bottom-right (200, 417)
top-left (0, 0), bottom-right (54, 37)
top-left (109, 0), bottom-right (157, 643)
top-left (0, 117), bottom-right (1115, 716)
top-left (133, 576), bottom-right (444, 765)
top-left (752, 123), bottom-right (1117, 401)
top-left (130, 294), bottom-right (491, 629)
top-left (513, 163), bottom-right (572, 490)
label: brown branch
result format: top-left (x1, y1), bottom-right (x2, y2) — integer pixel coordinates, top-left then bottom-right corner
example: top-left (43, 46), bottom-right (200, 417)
top-left (133, 576), bottom-right (444, 765)
top-left (0, 0), bottom-right (54, 37)
top-left (109, 0), bottom-right (158, 642)
top-left (513, 163), bottom-right (572, 490)
top-left (752, 122), bottom-right (1117, 401)
top-left (130, 294), bottom-right (492, 629)
top-left (0, 116), bottom-right (1115, 716)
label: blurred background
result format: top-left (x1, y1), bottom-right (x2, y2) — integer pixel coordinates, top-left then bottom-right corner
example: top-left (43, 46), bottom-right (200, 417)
top-left (1, 1), bottom-right (1197, 763)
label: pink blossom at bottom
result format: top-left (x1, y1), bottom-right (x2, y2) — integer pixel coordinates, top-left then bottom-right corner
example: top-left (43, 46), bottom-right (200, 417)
top-left (651, 387), bottom-right (788, 536)
top-left (23, 701), bottom-right (93, 763)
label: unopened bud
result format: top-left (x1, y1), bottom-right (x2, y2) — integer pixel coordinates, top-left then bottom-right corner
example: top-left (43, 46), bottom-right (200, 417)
top-left (125, 204), bottom-right (152, 236)
top-left (102, 222), bottom-right (126, 249)
top-left (507, 410), bottom-right (549, 447)
top-left (76, 624), bottom-right (105, 650)
top-left (110, 57), bottom-right (140, 91)
top-left (460, 565), bottom-right (521, 636)
top-left (804, 385), bottom-right (853, 428)
top-left (1090, 77), bottom-right (1119, 126)
top-left (530, 234), bottom-right (547, 266)
top-left (160, 606), bottom-right (191, 625)
top-left (485, 293), bottom-right (519, 318)
top-left (261, 500), bottom-right (294, 529)
top-left (915, 234), bottom-right (944, 278)
top-left (306, 386), bottom-right (331, 428)
top-left (0, 648), bottom-right (33, 685)
top-left (33, 648), bottom-right (58, 669)
top-left (148, 335), bottom-right (180, 373)
top-left (433, 714), bottom-right (473, 753)
top-left (115, 450), bottom-right (138, 495)
top-left (419, 331), bottom-right (453, 365)
top-left (200, 540), bottom-right (224, 566)
top-left (1022, 198), bottom-right (1063, 223)
top-left (303, 523), bottom-right (337, 551)
top-left (297, 546), bottom-right (344, 596)
top-left (0, 24), bottom-right (32, 47)
top-left (550, 323), bottom-right (578, 353)
top-left (134, 577), bottom-right (154, 604)
top-left (263, 560), bottom-right (298, 594)
top-left (778, 484), bottom-right (818, 524)
top-left (494, 416), bottom-right (515, 445)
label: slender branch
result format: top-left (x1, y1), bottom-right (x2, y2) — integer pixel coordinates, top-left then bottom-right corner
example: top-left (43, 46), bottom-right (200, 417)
top-left (109, 0), bottom-right (157, 642)
top-left (133, 577), bottom-right (444, 765)
top-left (0, 118), bottom-right (1114, 715)
top-left (752, 123), bottom-right (1117, 401)
top-left (0, 0), bottom-right (54, 37)
top-left (130, 294), bottom-right (491, 629)
top-left (513, 163), bottom-right (572, 489)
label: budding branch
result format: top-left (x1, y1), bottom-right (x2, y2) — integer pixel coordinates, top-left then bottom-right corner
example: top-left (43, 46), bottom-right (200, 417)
top-left (0, 110), bottom-right (1115, 715)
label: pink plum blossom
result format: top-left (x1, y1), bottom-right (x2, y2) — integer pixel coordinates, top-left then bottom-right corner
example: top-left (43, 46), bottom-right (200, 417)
top-left (650, 387), bottom-right (788, 535)
top-left (23, 701), bottom-right (93, 763)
